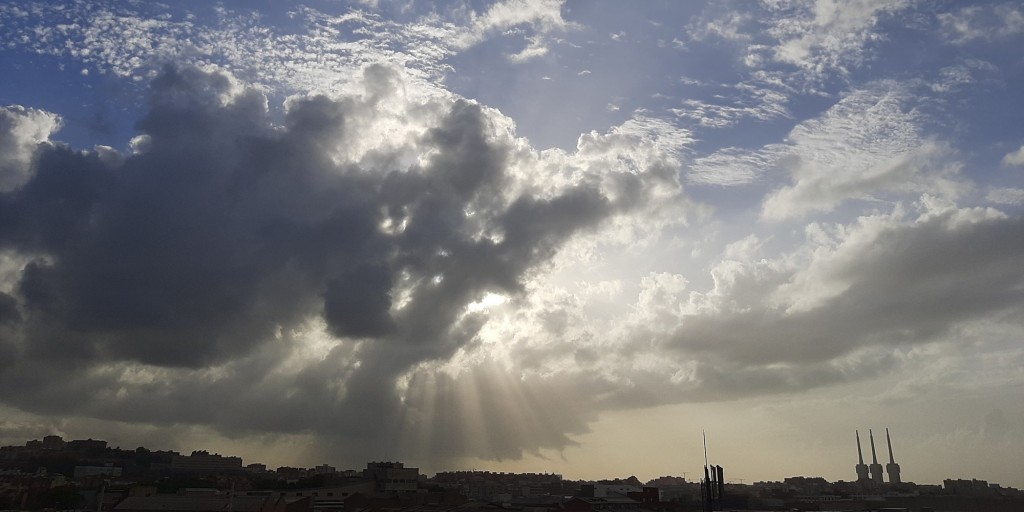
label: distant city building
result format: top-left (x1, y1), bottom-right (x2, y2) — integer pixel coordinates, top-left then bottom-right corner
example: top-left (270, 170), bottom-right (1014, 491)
top-left (275, 466), bottom-right (309, 480)
top-left (113, 493), bottom-right (308, 512)
top-left (74, 464), bottom-right (123, 480)
top-left (944, 478), bottom-right (995, 496)
top-left (431, 470), bottom-right (565, 500)
top-left (252, 482), bottom-right (376, 512)
top-left (41, 435), bottom-right (65, 450)
top-left (68, 438), bottom-right (108, 451)
top-left (170, 450), bottom-right (243, 472)
top-left (564, 496), bottom-right (641, 512)
top-left (363, 462), bottom-right (418, 492)
top-left (580, 483), bottom-right (642, 498)
top-left (626, 487), bottom-right (661, 504)
top-left (313, 464), bottom-right (337, 475)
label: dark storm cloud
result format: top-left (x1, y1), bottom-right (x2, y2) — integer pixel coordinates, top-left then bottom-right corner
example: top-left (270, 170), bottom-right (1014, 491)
top-left (0, 291), bottom-right (18, 371)
top-left (0, 63), bottom-right (667, 462)
top-left (324, 263), bottom-right (396, 338)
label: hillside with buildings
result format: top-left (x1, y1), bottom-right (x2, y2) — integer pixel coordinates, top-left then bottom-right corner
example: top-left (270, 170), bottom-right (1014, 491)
top-left (2, 435), bottom-right (1022, 512)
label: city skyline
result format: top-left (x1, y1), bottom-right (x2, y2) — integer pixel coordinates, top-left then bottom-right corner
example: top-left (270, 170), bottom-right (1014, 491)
top-left (1, 0), bottom-right (1023, 491)
top-left (5, 433), bottom-right (1020, 512)
top-left (0, 428), bottom-right (1003, 489)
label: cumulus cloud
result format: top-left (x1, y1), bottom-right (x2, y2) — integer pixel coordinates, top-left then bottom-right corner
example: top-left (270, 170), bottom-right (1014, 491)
top-left (461, 0), bottom-right (571, 47)
top-left (0, 64), bottom-right (684, 463)
top-left (0, 106), bottom-right (62, 192)
top-left (1003, 145), bottom-right (1024, 167)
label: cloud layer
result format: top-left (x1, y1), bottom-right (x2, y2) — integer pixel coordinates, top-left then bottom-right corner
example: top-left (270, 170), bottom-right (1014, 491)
top-left (0, 64), bottom-right (686, 462)
top-left (11, 63), bottom-right (1019, 466)
top-left (1, 0), bottom-right (1023, 485)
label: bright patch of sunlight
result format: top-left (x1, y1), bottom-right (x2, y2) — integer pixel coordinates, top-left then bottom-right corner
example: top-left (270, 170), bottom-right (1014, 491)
top-left (466, 292), bottom-right (508, 312)
top-left (379, 214), bottom-right (409, 235)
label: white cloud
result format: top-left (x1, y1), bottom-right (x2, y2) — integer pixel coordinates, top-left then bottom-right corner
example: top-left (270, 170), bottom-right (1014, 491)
top-left (458, 0), bottom-right (573, 62)
top-left (687, 9), bottom-right (752, 42)
top-left (508, 35), bottom-right (551, 62)
top-left (1002, 145), bottom-right (1024, 167)
top-left (0, 105), bottom-right (61, 192)
top-left (687, 0), bottom-right (912, 86)
top-left (700, 0), bottom-right (909, 82)
top-left (466, 0), bottom-right (569, 39)
top-left (768, 0), bottom-right (908, 75)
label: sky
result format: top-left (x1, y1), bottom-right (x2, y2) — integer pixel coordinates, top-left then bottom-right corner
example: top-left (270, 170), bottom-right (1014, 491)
top-left (1, 0), bottom-right (1023, 488)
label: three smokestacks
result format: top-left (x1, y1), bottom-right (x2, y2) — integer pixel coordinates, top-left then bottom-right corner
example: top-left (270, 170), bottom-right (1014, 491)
top-left (855, 428), bottom-right (901, 484)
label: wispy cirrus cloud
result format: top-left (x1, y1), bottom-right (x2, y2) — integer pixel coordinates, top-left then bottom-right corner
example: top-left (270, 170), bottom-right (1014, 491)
top-left (761, 82), bottom-right (966, 220)
top-left (986, 187), bottom-right (1024, 205)
top-left (671, 73), bottom-right (793, 130)
top-left (686, 80), bottom-right (965, 204)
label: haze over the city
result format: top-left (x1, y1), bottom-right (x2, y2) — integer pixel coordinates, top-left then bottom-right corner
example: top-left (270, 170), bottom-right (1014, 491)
top-left (0, 0), bottom-right (1022, 488)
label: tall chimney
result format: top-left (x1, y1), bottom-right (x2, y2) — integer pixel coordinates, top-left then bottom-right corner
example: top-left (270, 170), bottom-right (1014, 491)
top-left (855, 431), bottom-right (869, 482)
top-left (885, 428), bottom-right (902, 484)
top-left (868, 429), bottom-right (884, 484)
